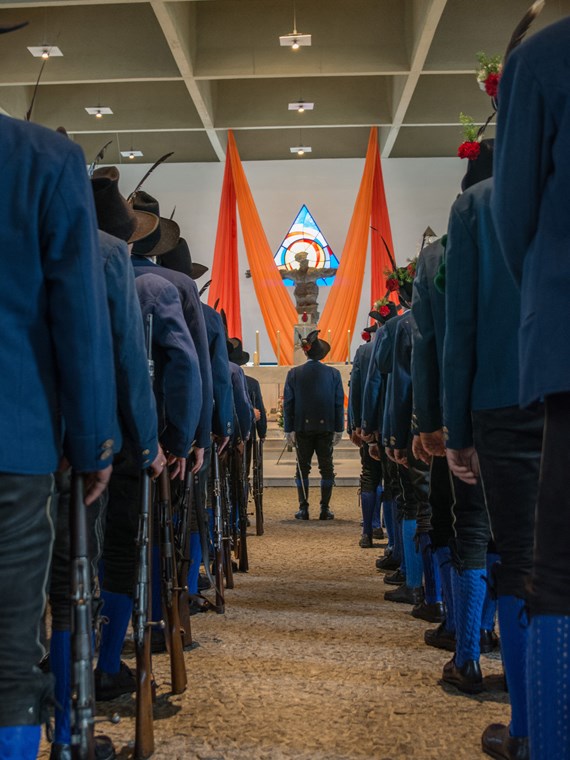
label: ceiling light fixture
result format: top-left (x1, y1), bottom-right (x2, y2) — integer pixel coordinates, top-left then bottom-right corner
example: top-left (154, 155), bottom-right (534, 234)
top-left (120, 149), bottom-right (143, 159)
top-left (85, 106), bottom-right (113, 118)
top-left (279, 1), bottom-right (311, 49)
top-left (290, 146), bottom-right (312, 156)
top-left (288, 101), bottom-right (314, 113)
top-left (28, 45), bottom-right (63, 58)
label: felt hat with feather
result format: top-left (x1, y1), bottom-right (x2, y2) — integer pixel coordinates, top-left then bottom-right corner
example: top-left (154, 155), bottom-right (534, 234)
top-left (91, 167), bottom-right (158, 244)
top-left (130, 191), bottom-right (180, 257)
top-left (227, 337), bottom-right (250, 366)
top-left (301, 330), bottom-right (330, 361)
top-left (160, 237), bottom-right (209, 280)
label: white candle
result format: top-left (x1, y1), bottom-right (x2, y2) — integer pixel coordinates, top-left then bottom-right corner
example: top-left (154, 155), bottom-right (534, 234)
top-left (347, 330), bottom-right (351, 363)
top-left (255, 330), bottom-right (260, 363)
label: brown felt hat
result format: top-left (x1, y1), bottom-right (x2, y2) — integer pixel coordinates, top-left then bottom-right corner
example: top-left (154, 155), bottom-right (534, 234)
top-left (130, 191), bottom-right (180, 258)
top-left (91, 167), bottom-right (158, 244)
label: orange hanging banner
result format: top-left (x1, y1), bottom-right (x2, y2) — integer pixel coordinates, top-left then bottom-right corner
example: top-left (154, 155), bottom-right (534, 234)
top-left (370, 150), bottom-right (398, 306)
top-left (318, 128), bottom-right (379, 362)
top-left (227, 131), bottom-right (297, 365)
top-left (208, 150), bottom-right (242, 340)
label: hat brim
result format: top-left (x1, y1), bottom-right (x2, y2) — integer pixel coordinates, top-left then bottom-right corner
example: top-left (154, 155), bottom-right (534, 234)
top-left (137, 218), bottom-right (181, 258)
top-left (129, 210), bottom-right (159, 244)
top-left (190, 262), bottom-right (209, 280)
top-left (307, 339), bottom-right (330, 361)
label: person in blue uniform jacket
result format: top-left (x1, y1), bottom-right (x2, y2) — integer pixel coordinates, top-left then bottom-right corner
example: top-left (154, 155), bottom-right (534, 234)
top-left (283, 331), bottom-right (344, 521)
top-left (48, 165), bottom-right (163, 759)
top-left (95, 271), bottom-right (201, 699)
top-left (129, 191), bottom-right (213, 475)
top-left (493, 17), bottom-right (570, 759)
top-left (0, 30), bottom-right (117, 755)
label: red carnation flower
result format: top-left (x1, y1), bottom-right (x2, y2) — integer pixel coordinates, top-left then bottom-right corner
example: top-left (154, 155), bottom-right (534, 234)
top-left (458, 141), bottom-right (481, 160)
top-left (407, 262), bottom-right (416, 276)
top-left (379, 305), bottom-right (390, 318)
top-left (361, 331), bottom-right (371, 342)
top-left (484, 72), bottom-right (500, 99)
top-left (386, 277), bottom-right (400, 292)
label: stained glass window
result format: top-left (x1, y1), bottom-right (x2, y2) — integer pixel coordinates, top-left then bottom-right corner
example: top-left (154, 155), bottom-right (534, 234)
top-left (274, 204), bottom-right (340, 286)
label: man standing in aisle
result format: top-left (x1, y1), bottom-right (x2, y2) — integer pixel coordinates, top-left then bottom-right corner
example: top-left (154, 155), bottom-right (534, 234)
top-left (283, 331), bottom-right (344, 520)
top-left (0, 20), bottom-right (117, 759)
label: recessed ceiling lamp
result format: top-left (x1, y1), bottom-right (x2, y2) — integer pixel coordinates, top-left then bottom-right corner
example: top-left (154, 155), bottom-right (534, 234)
top-left (279, 2), bottom-right (311, 50)
top-left (121, 150), bottom-right (143, 160)
top-left (289, 101), bottom-right (314, 113)
top-left (28, 45), bottom-right (63, 58)
top-left (85, 107), bottom-right (113, 118)
top-left (290, 146), bottom-right (312, 156)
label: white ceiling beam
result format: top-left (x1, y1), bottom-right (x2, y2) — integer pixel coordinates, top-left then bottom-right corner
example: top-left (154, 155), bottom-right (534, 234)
top-left (381, 0), bottom-right (449, 158)
top-left (150, 0), bottom-right (225, 161)
top-left (0, 0), bottom-right (209, 6)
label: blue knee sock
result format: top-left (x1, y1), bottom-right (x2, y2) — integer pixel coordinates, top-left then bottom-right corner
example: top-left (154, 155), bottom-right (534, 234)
top-left (151, 544), bottom-right (163, 623)
top-left (452, 568), bottom-right (486, 667)
top-left (402, 519), bottom-right (422, 589)
top-left (372, 486), bottom-right (383, 529)
top-left (97, 590), bottom-right (133, 674)
top-left (383, 498), bottom-right (395, 549)
top-left (360, 491), bottom-right (375, 536)
top-left (435, 547), bottom-right (456, 633)
top-left (187, 531), bottom-right (202, 595)
top-left (0, 726), bottom-right (41, 759)
top-left (394, 513), bottom-right (404, 569)
top-left (498, 595), bottom-right (528, 738)
top-left (419, 534), bottom-right (442, 604)
top-left (51, 629), bottom-right (71, 744)
top-left (528, 614), bottom-right (570, 759)
top-left (481, 553), bottom-right (500, 631)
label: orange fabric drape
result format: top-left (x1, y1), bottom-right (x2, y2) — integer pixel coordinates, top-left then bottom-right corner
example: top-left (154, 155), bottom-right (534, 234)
top-left (208, 153), bottom-right (242, 340)
top-left (227, 131), bottom-right (297, 365)
top-left (318, 128), bottom-right (379, 362)
top-left (370, 150), bottom-right (398, 307)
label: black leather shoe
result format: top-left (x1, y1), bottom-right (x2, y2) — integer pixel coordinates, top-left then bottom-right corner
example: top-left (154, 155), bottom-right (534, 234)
top-left (376, 554), bottom-right (400, 571)
top-left (50, 735), bottom-right (116, 760)
top-left (372, 527), bottom-right (385, 540)
top-left (319, 508), bottom-right (334, 520)
top-left (94, 661), bottom-right (136, 701)
top-left (384, 585), bottom-right (424, 605)
top-left (480, 628), bottom-right (500, 653)
top-left (412, 601), bottom-right (445, 623)
top-left (482, 723), bottom-right (529, 760)
top-left (198, 574), bottom-right (211, 591)
top-left (424, 622), bottom-right (456, 652)
top-left (442, 656), bottom-right (483, 694)
top-left (384, 568), bottom-right (406, 586)
top-left (295, 508), bottom-right (309, 520)
top-left (359, 534), bottom-right (373, 548)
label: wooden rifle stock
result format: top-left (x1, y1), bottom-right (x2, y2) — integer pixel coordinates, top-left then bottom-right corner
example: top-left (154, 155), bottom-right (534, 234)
top-left (212, 444), bottom-right (225, 613)
top-left (157, 469), bottom-right (187, 694)
top-left (70, 473), bottom-right (95, 760)
top-left (133, 468), bottom-right (154, 760)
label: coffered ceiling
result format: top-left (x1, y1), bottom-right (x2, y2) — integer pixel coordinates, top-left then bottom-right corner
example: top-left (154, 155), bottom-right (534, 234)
top-left (0, 0), bottom-right (568, 163)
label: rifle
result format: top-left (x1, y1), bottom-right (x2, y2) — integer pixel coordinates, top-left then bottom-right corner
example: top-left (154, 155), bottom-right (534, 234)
top-left (233, 445), bottom-right (249, 573)
top-left (251, 428), bottom-right (264, 536)
top-left (134, 313), bottom-right (156, 760)
top-left (70, 472), bottom-right (95, 760)
top-left (157, 468), bottom-right (187, 695)
top-left (212, 444), bottom-right (225, 613)
top-left (174, 460), bottom-right (193, 648)
top-left (220, 453), bottom-right (235, 590)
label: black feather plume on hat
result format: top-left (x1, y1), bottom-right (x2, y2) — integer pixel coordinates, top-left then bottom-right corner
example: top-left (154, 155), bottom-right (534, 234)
top-left (504, 0), bottom-right (545, 65)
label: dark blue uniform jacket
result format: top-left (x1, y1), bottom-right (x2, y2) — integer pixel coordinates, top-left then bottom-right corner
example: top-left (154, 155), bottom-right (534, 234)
top-left (411, 239), bottom-right (446, 433)
top-left (245, 375), bottom-right (268, 439)
top-left (283, 359), bottom-right (344, 434)
top-left (362, 314), bottom-right (404, 437)
top-left (230, 363), bottom-right (253, 442)
top-left (202, 304), bottom-right (234, 440)
top-left (132, 257), bottom-right (213, 448)
top-left (443, 178), bottom-right (521, 449)
top-left (493, 16), bottom-right (570, 407)
top-left (0, 117), bottom-right (116, 474)
top-left (348, 339), bottom-right (376, 431)
top-left (99, 231), bottom-right (158, 468)
top-left (135, 274), bottom-right (201, 458)
top-left (387, 314), bottom-right (413, 450)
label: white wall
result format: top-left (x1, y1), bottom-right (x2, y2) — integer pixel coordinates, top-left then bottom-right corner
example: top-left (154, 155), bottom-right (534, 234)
top-left (116, 156), bottom-right (464, 362)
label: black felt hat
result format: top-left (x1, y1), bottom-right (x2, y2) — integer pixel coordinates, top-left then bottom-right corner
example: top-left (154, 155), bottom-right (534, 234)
top-left (130, 191), bottom-right (180, 257)
top-left (91, 167), bottom-right (158, 244)
top-left (160, 237), bottom-right (209, 280)
top-left (369, 303), bottom-right (399, 325)
top-left (461, 139), bottom-right (495, 191)
top-left (227, 337), bottom-right (250, 366)
top-left (302, 330), bottom-right (330, 361)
